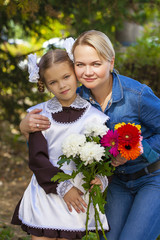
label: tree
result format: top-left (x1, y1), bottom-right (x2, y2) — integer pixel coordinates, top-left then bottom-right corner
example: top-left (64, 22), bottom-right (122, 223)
top-left (0, 0), bottom-right (160, 127)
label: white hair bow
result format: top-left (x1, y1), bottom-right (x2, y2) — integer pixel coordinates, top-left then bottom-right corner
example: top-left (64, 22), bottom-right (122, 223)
top-left (63, 37), bottom-right (75, 61)
top-left (28, 53), bottom-right (39, 83)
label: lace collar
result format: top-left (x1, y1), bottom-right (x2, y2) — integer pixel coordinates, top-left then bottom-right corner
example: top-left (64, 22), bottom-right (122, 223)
top-left (46, 94), bottom-right (90, 114)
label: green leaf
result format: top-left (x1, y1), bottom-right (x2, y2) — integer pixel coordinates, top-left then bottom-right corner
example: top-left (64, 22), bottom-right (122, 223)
top-left (82, 232), bottom-right (97, 240)
top-left (92, 136), bottom-right (100, 143)
top-left (69, 170), bottom-right (79, 179)
top-left (82, 182), bottom-right (90, 191)
top-left (57, 155), bottom-right (71, 168)
top-left (91, 185), bottom-right (106, 214)
top-left (104, 147), bottom-right (112, 159)
top-left (51, 172), bottom-right (72, 182)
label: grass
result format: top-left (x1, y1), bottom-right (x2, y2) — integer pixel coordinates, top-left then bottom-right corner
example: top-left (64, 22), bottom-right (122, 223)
top-left (0, 225), bottom-right (31, 240)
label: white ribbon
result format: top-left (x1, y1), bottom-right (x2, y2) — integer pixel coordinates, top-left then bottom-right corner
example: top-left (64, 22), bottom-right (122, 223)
top-left (63, 37), bottom-right (75, 61)
top-left (28, 53), bottom-right (39, 83)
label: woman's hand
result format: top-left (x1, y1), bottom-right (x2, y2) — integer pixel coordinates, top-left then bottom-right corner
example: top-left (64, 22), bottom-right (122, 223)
top-left (63, 186), bottom-right (87, 213)
top-left (19, 109), bottom-right (51, 139)
top-left (90, 176), bottom-right (103, 191)
top-left (111, 154), bottom-right (128, 167)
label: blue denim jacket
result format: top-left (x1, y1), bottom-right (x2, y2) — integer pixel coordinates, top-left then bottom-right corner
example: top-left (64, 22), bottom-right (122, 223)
top-left (77, 71), bottom-right (160, 174)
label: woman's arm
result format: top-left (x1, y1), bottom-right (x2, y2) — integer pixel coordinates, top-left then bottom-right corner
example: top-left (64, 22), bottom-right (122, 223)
top-left (140, 86), bottom-right (160, 163)
top-left (20, 108), bottom-right (51, 139)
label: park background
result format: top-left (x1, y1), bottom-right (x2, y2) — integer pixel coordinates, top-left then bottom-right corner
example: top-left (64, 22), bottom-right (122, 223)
top-left (0, 0), bottom-right (160, 239)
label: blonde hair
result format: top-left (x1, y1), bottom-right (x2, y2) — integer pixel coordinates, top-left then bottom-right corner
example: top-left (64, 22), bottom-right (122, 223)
top-left (37, 49), bottom-right (74, 92)
top-left (72, 30), bottom-right (115, 62)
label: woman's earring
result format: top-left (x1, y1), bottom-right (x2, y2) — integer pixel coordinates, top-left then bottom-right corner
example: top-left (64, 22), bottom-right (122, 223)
top-left (110, 69), bottom-right (113, 73)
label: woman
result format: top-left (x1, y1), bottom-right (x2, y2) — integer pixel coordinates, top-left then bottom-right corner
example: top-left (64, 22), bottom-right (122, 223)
top-left (20, 30), bottom-right (160, 240)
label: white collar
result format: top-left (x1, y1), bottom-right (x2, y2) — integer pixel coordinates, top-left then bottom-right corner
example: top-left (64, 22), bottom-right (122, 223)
top-left (46, 94), bottom-right (90, 114)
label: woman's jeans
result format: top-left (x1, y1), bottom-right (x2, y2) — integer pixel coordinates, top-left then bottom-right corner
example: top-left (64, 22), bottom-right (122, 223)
top-left (100, 170), bottom-right (160, 240)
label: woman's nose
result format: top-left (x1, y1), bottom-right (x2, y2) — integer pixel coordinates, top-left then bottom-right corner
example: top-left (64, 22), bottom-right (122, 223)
top-left (84, 66), bottom-right (93, 75)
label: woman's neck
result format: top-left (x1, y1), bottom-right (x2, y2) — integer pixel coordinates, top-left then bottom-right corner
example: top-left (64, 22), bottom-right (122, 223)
top-left (91, 76), bottom-right (113, 111)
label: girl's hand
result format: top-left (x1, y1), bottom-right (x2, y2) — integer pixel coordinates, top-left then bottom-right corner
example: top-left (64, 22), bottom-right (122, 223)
top-left (63, 186), bottom-right (87, 213)
top-left (111, 154), bottom-right (128, 167)
top-left (90, 176), bottom-right (103, 191)
top-left (20, 109), bottom-right (50, 139)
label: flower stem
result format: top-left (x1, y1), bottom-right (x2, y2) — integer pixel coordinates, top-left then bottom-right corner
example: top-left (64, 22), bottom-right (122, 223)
top-left (95, 207), bottom-right (107, 240)
top-left (92, 196), bottom-right (100, 240)
top-left (85, 192), bottom-right (92, 239)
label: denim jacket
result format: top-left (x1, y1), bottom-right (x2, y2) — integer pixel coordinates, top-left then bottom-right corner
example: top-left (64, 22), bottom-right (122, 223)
top-left (77, 71), bottom-right (160, 174)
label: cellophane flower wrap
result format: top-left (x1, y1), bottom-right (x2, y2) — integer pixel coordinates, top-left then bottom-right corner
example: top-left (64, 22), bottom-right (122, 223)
top-left (52, 121), bottom-right (115, 240)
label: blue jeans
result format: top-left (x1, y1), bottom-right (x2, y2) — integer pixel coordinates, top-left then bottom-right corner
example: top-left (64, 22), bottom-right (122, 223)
top-left (100, 170), bottom-right (160, 240)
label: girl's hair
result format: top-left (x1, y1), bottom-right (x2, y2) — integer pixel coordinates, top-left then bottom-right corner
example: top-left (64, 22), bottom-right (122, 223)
top-left (72, 30), bottom-right (115, 62)
top-left (37, 49), bottom-right (74, 92)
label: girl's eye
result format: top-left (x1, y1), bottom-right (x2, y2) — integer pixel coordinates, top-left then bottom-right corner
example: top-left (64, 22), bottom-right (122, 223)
top-left (49, 81), bottom-right (56, 85)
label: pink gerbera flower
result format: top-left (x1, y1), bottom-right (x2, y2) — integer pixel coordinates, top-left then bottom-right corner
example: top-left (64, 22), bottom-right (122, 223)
top-left (101, 129), bottom-right (119, 157)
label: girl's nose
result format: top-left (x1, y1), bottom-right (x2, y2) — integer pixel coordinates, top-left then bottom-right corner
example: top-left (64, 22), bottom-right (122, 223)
top-left (59, 80), bottom-right (65, 89)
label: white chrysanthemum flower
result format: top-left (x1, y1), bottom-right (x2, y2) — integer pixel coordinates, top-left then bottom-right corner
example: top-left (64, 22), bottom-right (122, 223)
top-left (62, 133), bottom-right (86, 157)
top-left (84, 121), bottom-right (109, 137)
top-left (80, 142), bottom-right (105, 165)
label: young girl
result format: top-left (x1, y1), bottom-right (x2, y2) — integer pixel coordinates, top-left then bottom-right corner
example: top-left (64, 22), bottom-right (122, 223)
top-left (11, 49), bottom-right (109, 239)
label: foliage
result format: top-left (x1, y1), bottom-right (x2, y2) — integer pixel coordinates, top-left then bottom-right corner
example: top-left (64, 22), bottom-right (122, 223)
top-left (0, 224), bottom-right (31, 239)
top-left (0, 0), bottom-right (160, 129)
top-left (0, 225), bottom-right (14, 240)
top-left (115, 26), bottom-right (160, 97)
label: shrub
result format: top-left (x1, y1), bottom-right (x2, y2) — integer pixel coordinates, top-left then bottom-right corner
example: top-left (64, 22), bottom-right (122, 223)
top-left (115, 29), bottom-right (160, 98)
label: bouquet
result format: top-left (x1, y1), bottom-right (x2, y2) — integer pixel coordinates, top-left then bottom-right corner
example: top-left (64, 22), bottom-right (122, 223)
top-left (101, 122), bottom-right (143, 160)
top-left (52, 120), bottom-right (115, 240)
top-left (52, 121), bottom-right (143, 239)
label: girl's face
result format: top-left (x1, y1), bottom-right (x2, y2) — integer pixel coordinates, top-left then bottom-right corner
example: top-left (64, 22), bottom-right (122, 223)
top-left (44, 62), bottom-right (77, 107)
top-left (74, 45), bottom-right (114, 91)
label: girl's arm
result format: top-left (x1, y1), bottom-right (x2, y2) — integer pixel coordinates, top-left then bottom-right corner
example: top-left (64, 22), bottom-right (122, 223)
top-left (29, 131), bottom-right (87, 212)
top-left (63, 187), bottom-right (87, 213)
top-left (29, 131), bottom-right (62, 194)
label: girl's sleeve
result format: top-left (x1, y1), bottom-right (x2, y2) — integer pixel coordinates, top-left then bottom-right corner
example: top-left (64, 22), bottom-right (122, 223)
top-left (28, 131), bottom-right (63, 194)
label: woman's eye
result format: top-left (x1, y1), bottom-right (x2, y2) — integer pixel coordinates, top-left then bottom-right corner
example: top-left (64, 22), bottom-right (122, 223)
top-left (76, 63), bottom-right (84, 67)
top-left (93, 63), bottom-right (101, 66)
top-left (64, 75), bottom-right (70, 79)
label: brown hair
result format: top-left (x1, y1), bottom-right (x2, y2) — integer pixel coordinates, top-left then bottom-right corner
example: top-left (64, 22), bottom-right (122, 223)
top-left (72, 30), bottom-right (115, 62)
top-left (37, 49), bottom-right (74, 92)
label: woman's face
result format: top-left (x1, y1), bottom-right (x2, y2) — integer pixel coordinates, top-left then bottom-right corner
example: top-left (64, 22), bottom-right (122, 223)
top-left (73, 45), bottom-right (114, 91)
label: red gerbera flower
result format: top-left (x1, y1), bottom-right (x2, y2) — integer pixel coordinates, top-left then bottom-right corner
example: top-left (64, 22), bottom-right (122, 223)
top-left (117, 124), bottom-right (141, 147)
top-left (101, 130), bottom-right (119, 157)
